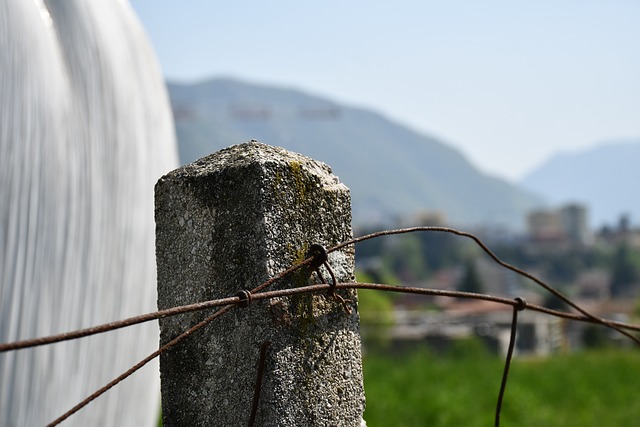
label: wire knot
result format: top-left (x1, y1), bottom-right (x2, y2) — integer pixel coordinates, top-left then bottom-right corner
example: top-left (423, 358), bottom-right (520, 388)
top-left (514, 296), bottom-right (527, 311)
top-left (306, 243), bottom-right (352, 314)
top-left (306, 244), bottom-right (328, 270)
top-left (237, 290), bottom-right (253, 308)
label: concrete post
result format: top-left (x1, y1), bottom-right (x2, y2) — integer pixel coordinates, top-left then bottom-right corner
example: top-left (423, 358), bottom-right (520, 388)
top-left (155, 141), bottom-right (365, 426)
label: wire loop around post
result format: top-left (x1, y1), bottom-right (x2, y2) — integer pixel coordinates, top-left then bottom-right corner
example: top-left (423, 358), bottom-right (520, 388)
top-left (306, 244), bottom-right (328, 270)
top-left (514, 296), bottom-right (527, 311)
top-left (236, 290), bottom-right (253, 308)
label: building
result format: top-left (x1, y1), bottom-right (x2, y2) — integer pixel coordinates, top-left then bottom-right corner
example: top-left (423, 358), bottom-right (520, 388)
top-left (560, 204), bottom-right (591, 246)
top-left (527, 203), bottom-right (591, 246)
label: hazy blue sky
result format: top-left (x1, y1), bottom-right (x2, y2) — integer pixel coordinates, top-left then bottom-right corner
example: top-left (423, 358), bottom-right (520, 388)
top-left (131, 1), bottom-right (640, 182)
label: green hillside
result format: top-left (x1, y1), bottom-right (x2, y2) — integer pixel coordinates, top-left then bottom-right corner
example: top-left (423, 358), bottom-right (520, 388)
top-left (168, 78), bottom-right (542, 228)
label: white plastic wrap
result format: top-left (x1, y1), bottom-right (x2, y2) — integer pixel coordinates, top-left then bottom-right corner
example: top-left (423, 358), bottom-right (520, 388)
top-left (0, 1), bottom-right (178, 425)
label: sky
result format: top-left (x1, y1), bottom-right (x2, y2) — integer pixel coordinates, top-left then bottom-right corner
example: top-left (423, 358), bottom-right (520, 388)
top-left (130, 0), bottom-right (640, 182)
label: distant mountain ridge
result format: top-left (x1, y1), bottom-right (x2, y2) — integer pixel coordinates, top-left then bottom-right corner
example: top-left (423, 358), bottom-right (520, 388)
top-left (168, 77), bottom-right (542, 229)
top-left (521, 140), bottom-right (640, 228)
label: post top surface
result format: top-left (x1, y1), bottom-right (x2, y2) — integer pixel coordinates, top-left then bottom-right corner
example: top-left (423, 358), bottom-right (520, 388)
top-left (161, 140), bottom-right (339, 183)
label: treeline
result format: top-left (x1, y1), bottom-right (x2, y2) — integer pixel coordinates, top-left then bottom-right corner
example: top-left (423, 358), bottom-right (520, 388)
top-left (355, 229), bottom-right (467, 284)
top-left (354, 226), bottom-right (640, 300)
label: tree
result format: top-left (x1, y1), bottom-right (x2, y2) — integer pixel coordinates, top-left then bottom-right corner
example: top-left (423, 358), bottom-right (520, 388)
top-left (383, 234), bottom-right (430, 282)
top-left (458, 259), bottom-right (485, 294)
top-left (542, 292), bottom-right (570, 311)
top-left (610, 243), bottom-right (640, 297)
top-left (417, 231), bottom-right (463, 272)
top-left (356, 271), bottom-right (395, 349)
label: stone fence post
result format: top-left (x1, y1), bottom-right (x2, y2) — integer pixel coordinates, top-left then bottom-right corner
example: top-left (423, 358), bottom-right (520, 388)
top-left (155, 141), bottom-right (365, 426)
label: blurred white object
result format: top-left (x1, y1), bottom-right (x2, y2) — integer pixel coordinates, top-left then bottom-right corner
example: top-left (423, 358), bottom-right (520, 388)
top-left (0, 1), bottom-right (177, 425)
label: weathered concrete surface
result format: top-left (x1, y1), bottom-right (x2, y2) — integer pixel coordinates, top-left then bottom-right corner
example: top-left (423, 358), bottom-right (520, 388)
top-left (155, 141), bottom-right (365, 426)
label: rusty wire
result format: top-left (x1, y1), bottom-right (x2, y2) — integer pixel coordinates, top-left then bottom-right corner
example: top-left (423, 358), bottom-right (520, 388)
top-left (0, 254), bottom-right (319, 354)
top-left (3, 226), bottom-right (639, 354)
top-left (46, 305), bottom-right (234, 427)
top-left (0, 296), bottom-right (238, 353)
top-left (5, 280), bottom-right (639, 356)
top-left (1, 226), bottom-right (638, 425)
top-left (44, 254), bottom-right (321, 426)
top-left (495, 297), bottom-right (527, 427)
top-left (331, 227), bottom-right (640, 344)
top-left (248, 340), bottom-right (271, 427)
top-left (44, 279), bottom-right (639, 426)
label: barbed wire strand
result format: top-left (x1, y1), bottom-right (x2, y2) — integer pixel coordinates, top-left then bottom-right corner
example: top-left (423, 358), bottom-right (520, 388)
top-left (495, 297), bottom-right (527, 427)
top-left (46, 304), bottom-right (234, 427)
top-left (44, 279), bottom-right (640, 426)
top-left (0, 226), bottom-right (634, 425)
top-left (4, 278), bottom-right (639, 356)
top-left (3, 227), bottom-right (640, 354)
top-left (341, 282), bottom-right (640, 332)
top-left (248, 340), bottom-right (271, 427)
top-left (330, 227), bottom-right (640, 344)
top-left (0, 296), bottom-right (237, 353)
top-left (0, 255), bottom-right (320, 353)
top-left (45, 254), bottom-right (321, 426)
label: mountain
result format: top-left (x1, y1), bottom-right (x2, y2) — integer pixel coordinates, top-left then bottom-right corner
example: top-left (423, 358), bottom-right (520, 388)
top-left (521, 140), bottom-right (640, 228)
top-left (167, 77), bottom-right (542, 229)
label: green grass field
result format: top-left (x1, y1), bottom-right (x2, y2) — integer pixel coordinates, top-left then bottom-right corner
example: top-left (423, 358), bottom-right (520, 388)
top-left (362, 345), bottom-right (640, 426)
